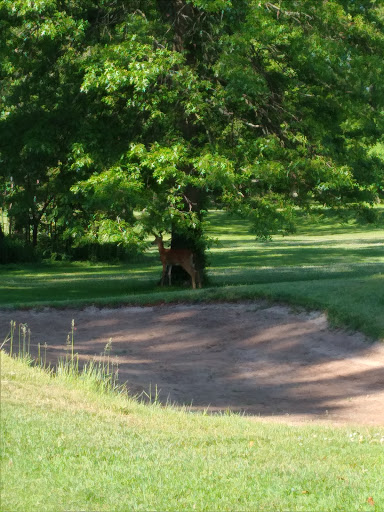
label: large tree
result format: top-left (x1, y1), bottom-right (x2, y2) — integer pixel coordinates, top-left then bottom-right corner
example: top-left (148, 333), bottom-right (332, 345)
top-left (1, 0), bottom-right (383, 271)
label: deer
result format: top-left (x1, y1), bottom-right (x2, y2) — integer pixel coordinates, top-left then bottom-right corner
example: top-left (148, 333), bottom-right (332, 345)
top-left (154, 235), bottom-right (201, 289)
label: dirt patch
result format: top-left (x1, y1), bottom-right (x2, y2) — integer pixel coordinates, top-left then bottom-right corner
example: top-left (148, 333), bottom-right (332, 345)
top-left (1, 302), bottom-right (384, 426)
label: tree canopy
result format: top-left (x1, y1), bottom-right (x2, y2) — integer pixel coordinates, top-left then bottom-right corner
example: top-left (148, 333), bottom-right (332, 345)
top-left (1, 0), bottom-right (383, 264)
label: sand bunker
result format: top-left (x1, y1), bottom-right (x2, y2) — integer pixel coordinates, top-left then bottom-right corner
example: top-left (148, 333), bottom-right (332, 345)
top-left (1, 302), bottom-right (384, 425)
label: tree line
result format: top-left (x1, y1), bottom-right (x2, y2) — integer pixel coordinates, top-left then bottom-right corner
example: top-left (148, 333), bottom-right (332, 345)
top-left (1, 0), bottom-right (383, 267)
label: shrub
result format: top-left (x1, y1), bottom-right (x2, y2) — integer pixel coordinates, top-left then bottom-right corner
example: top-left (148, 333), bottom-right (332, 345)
top-left (0, 236), bottom-right (39, 264)
top-left (70, 241), bottom-right (143, 262)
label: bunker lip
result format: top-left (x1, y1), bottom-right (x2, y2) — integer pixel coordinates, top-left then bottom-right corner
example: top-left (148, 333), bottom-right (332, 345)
top-left (2, 302), bottom-right (384, 426)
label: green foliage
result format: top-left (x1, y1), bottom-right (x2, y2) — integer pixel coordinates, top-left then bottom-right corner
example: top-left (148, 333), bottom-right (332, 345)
top-left (70, 240), bottom-right (145, 263)
top-left (1, 0), bottom-right (383, 261)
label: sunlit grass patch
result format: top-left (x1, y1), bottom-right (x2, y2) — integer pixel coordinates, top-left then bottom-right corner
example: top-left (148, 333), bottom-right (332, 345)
top-left (2, 352), bottom-right (384, 512)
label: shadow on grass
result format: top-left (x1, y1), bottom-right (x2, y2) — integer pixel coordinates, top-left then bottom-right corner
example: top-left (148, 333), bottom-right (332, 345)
top-left (207, 208), bottom-right (384, 238)
top-left (212, 243), bottom-right (384, 268)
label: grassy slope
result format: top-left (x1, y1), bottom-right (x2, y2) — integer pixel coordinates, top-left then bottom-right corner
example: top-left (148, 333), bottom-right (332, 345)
top-left (2, 353), bottom-right (384, 512)
top-left (0, 208), bottom-right (383, 339)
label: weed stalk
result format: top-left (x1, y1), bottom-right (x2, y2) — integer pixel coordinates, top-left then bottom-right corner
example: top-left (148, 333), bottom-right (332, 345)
top-left (3, 320), bottom-right (121, 396)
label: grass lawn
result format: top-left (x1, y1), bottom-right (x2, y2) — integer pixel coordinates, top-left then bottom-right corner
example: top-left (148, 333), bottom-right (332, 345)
top-left (1, 209), bottom-right (383, 511)
top-left (2, 352), bottom-right (383, 512)
top-left (1, 208), bottom-right (383, 340)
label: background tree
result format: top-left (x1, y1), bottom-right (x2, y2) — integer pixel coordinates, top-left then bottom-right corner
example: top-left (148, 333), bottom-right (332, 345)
top-left (1, 0), bottom-right (383, 270)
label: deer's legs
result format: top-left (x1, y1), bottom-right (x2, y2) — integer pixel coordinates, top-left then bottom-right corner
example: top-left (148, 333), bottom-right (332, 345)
top-left (180, 263), bottom-right (196, 289)
top-left (162, 260), bottom-right (200, 289)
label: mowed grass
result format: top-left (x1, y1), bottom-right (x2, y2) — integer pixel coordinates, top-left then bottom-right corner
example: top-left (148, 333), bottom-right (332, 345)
top-left (205, 208), bottom-right (384, 339)
top-left (0, 207), bottom-right (383, 339)
top-left (1, 209), bottom-right (383, 511)
top-left (2, 352), bottom-right (384, 512)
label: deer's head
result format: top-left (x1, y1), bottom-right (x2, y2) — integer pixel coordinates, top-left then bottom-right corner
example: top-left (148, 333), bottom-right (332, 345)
top-left (152, 232), bottom-right (163, 246)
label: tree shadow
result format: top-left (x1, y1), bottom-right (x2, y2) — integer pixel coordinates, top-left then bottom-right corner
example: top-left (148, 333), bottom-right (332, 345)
top-left (213, 244), bottom-right (384, 270)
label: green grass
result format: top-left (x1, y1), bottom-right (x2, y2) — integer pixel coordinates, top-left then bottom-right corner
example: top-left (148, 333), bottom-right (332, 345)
top-left (2, 352), bottom-right (383, 512)
top-left (1, 209), bottom-right (384, 511)
top-left (0, 207), bottom-right (383, 339)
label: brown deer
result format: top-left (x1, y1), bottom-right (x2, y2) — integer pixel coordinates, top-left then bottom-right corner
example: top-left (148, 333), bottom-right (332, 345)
top-left (154, 235), bottom-right (201, 289)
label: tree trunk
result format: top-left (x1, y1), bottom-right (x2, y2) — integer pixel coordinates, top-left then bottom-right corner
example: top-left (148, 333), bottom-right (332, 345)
top-left (170, 185), bottom-right (208, 286)
top-left (32, 222), bottom-right (38, 247)
top-left (157, 0), bottom-right (209, 286)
